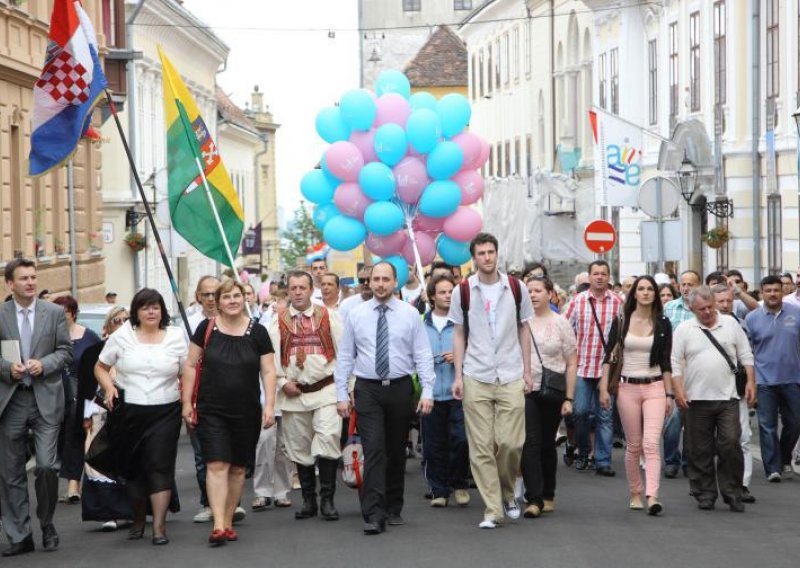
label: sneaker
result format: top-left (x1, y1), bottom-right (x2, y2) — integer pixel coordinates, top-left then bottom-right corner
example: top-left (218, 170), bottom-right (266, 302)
top-left (100, 520), bottom-right (118, 532)
top-left (454, 489), bottom-right (470, 507)
top-left (193, 506), bottom-right (213, 523)
top-left (251, 496), bottom-right (272, 512)
top-left (782, 464), bottom-right (794, 475)
top-left (768, 472), bottom-right (782, 483)
top-left (741, 487), bottom-right (756, 504)
top-left (563, 444), bottom-right (576, 467)
top-left (478, 518), bottom-right (497, 529)
top-left (430, 497), bottom-right (448, 508)
top-left (575, 456), bottom-right (591, 471)
top-left (232, 506), bottom-right (246, 524)
top-left (503, 499), bottom-right (520, 520)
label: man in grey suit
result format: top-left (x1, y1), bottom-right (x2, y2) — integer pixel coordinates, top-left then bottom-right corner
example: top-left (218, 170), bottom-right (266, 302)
top-left (0, 259), bottom-right (71, 556)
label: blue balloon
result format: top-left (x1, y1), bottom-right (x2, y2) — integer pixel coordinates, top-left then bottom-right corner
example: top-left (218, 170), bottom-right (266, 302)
top-left (373, 123), bottom-right (407, 167)
top-left (381, 255), bottom-right (410, 289)
top-left (436, 93), bottom-right (472, 138)
top-left (313, 202), bottom-right (340, 231)
top-left (426, 141), bottom-right (464, 180)
top-left (375, 69), bottom-right (411, 100)
top-left (419, 180), bottom-right (461, 218)
top-left (319, 154), bottom-right (340, 185)
top-left (359, 162), bottom-right (396, 201)
top-left (323, 215), bottom-right (367, 251)
top-left (406, 109), bottom-right (441, 154)
top-left (340, 89), bottom-right (377, 132)
top-left (315, 106), bottom-right (351, 143)
top-left (410, 91), bottom-right (437, 111)
top-left (364, 201), bottom-right (404, 236)
top-left (437, 235), bottom-right (471, 266)
top-left (300, 170), bottom-right (336, 204)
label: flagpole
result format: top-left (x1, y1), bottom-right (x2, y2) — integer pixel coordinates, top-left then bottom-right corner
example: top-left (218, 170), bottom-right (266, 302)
top-left (67, 159), bottom-right (78, 297)
top-left (103, 89), bottom-right (192, 337)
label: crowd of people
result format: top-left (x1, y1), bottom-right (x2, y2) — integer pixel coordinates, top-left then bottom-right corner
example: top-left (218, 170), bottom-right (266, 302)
top-left (0, 234), bottom-right (799, 554)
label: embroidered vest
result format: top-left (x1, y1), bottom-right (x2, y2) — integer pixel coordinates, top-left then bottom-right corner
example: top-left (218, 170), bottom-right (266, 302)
top-left (278, 305), bottom-right (336, 369)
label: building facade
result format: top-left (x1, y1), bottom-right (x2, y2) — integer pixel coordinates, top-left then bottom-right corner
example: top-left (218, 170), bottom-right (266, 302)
top-left (0, 0), bottom-right (121, 302)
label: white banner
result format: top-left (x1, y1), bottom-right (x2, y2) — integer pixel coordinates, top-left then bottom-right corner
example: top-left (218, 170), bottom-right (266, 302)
top-left (591, 110), bottom-right (642, 207)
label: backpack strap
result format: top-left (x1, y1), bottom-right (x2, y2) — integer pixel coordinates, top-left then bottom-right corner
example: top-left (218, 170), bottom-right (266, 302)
top-left (508, 276), bottom-right (522, 326)
top-left (460, 279), bottom-right (470, 346)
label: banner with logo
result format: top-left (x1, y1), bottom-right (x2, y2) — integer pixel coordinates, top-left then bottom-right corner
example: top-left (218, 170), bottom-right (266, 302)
top-left (589, 109), bottom-right (642, 207)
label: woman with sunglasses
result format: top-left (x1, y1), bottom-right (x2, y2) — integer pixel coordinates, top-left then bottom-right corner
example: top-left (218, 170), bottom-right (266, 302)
top-left (599, 275), bottom-right (674, 515)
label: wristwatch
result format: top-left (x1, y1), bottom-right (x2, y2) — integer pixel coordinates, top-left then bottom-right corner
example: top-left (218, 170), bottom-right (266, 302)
top-left (665, 393), bottom-right (676, 399)
top-left (564, 397), bottom-right (574, 402)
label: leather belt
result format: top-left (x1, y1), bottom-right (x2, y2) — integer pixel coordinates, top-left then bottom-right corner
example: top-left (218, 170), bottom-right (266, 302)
top-left (296, 375), bottom-right (334, 394)
top-left (620, 376), bottom-right (663, 385)
top-left (356, 375), bottom-right (411, 387)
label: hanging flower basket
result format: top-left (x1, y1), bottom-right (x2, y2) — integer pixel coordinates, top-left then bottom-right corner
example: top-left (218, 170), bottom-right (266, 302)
top-left (702, 226), bottom-right (730, 249)
top-left (124, 231), bottom-right (147, 252)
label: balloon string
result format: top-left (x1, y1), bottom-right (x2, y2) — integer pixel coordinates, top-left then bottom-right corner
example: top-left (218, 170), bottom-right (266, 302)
top-left (404, 213), bottom-right (426, 291)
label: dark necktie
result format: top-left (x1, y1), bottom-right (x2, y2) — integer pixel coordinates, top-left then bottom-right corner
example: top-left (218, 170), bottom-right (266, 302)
top-left (20, 308), bottom-right (32, 387)
top-left (375, 304), bottom-right (390, 379)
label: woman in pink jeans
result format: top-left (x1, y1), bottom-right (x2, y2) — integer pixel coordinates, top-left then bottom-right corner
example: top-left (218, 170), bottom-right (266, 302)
top-left (599, 275), bottom-right (674, 515)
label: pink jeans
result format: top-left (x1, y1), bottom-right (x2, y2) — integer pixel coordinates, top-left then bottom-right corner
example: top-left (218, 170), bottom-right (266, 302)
top-left (616, 381), bottom-right (666, 497)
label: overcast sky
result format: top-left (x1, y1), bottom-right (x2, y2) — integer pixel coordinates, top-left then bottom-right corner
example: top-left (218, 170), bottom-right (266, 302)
top-left (185, 0), bottom-right (360, 227)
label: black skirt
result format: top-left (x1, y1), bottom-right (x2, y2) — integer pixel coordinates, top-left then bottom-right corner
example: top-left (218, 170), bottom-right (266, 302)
top-left (118, 401), bottom-right (181, 500)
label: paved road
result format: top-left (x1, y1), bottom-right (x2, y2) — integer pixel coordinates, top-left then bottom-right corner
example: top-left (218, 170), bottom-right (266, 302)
top-left (5, 434), bottom-right (800, 568)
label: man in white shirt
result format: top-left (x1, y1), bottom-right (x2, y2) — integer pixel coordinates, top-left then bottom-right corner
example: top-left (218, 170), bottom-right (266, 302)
top-left (400, 269), bottom-right (422, 305)
top-left (187, 276), bottom-right (220, 335)
top-left (335, 262), bottom-right (434, 535)
top-left (338, 266), bottom-right (373, 326)
top-left (672, 286), bottom-right (755, 512)
top-left (450, 233), bottom-right (533, 529)
top-left (310, 259), bottom-right (327, 302)
top-left (316, 272), bottom-right (341, 311)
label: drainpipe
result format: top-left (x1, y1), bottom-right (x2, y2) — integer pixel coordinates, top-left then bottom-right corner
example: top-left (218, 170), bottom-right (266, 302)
top-left (550, 0), bottom-right (556, 171)
top-left (751, 0), bottom-right (761, 282)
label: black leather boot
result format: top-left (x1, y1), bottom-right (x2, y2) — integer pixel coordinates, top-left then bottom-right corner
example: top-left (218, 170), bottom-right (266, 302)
top-left (318, 459), bottom-right (340, 521)
top-left (294, 464), bottom-right (318, 520)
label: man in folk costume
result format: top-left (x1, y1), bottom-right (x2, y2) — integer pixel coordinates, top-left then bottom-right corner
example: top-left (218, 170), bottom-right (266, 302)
top-left (268, 270), bottom-right (343, 521)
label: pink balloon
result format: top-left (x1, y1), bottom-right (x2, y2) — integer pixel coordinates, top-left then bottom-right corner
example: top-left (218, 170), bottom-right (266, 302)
top-left (443, 206), bottom-right (483, 242)
top-left (402, 231), bottom-right (436, 266)
top-left (366, 230), bottom-right (407, 257)
top-left (325, 141), bottom-right (364, 182)
top-left (258, 282), bottom-right (271, 303)
top-left (349, 130), bottom-right (378, 163)
top-left (374, 93), bottom-right (411, 128)
top-left (239, 270), bottom-right (250, 283)
top-left (334, 182), bottom-right (373, 220)
top-left (413, 214), bottom-right (445, 232)
top-left (453, 170), bottom-right (485, 205)
top-left (393, 157), bottom-right (430, 205)
top-left (453, 132), bottom-right (482, 170)
top-left (475, 138), bottom-right (491, 169)
top-left (407, 144), bottom-right (425, 159)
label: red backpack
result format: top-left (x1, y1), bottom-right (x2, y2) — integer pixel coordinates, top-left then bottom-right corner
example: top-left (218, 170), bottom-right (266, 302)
top-left (459, 276), bottom-right (523, 346)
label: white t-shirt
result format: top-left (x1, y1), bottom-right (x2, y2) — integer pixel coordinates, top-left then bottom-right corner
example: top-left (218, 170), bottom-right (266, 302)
top-left (401, 285), bottom-right (422, 305)
top-left (478, 280), bottom-right (503, 340)
top-left (432, 313), bottom-right (449, 333)
top-left (98, 322), bottom-right (188, 405)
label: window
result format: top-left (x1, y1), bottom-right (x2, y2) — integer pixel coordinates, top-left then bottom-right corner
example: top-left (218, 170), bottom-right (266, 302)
top-left (689, 11), bottom-right (700, 111)
top-left (402, 0), bottom-right (421, 11)
top-left (526, 135), bottom-right (533, 177)
top-left (479, 49), bottom-right (485, 97)
top-left (454, 0), bottom-right (472, 9)
top-left (712, 1), bottom-right (726, 106)
top-left (648, 39), bottom-right (658, 125)
top-left (488, 146), bottom-right (494, 177)
top-left (610, 48), bottom-right (619, 114)
top-left (669, 22), bottom-right (679, 127)
top-left (524, 21), bottom-right (531, 76)
top-left (766, 0), bottom-right (779, 100)
top-left (504, 141), bottom-right (511, 176)
top-left (598, 52), bottom-right (607, 109)
top-left (513, 27), bottom-right (519, 81)
top-left (471, 54), bottom-right (477, 100)
top-left (496, 142), bottom-right (502, 175)
top-left (495, 39), bottom-right (501, 89)
top-left (487, 44), bottom-right (493, 95)
top-left (503, 33), bottom-right (510, 85)
top-left (514, 138), bottom-right (521, 175)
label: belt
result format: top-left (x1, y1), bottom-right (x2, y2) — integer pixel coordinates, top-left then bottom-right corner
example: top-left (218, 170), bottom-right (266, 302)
top-left (296, 375), bottom-right (335, 394)
top-left (356, 375), bottom-right (411, 387)
top-left (620, 376), bottom-right (663, 385)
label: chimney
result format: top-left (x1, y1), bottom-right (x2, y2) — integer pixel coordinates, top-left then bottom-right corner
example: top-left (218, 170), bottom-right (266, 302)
top-left (251, 85), bottom-right (263, 114)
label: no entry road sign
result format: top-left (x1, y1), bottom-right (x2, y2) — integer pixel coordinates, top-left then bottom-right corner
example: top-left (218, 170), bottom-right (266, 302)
top-left (584, 219), bottom-right (617, 254)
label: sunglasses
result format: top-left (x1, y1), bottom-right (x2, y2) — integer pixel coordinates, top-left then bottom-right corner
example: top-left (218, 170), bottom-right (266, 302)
top-left (111, 316), bottom-right (129, 325)
top-left (358, 278), bottom-right (369, 284)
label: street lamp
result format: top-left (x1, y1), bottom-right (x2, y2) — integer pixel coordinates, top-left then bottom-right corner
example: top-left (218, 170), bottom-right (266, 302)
top-left (244, 227), bottom-right (257, 250)
top-left (677, 152), bottom-right (698, 204)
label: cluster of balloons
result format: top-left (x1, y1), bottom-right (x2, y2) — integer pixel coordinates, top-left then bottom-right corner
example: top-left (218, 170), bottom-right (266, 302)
top-left (301, 69), bottom-right (489, 287)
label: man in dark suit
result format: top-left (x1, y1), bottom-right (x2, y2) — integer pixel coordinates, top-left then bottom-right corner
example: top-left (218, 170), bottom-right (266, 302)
top-left (0, 259), bottom-right (72, 556)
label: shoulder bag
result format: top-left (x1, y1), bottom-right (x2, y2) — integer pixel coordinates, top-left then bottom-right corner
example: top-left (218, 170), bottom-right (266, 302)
top-left (190, 318), bottom-right (216, 427)
top-left (528, 324), bottom-right (566, 404)
top-left (699, 328), bottom-right (747, 396)
top-left (589, 297), bottom-right (623, 394)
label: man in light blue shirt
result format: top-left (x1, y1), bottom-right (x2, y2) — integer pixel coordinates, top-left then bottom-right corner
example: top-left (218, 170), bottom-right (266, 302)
top-left (335, 262), bottom-right (434, 535)
top-left (745, 275), bottom-right (800, 482)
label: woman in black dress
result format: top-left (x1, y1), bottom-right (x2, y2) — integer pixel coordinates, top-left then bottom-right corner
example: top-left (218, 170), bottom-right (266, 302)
top-left (182, 279), bottom-right (277, 546)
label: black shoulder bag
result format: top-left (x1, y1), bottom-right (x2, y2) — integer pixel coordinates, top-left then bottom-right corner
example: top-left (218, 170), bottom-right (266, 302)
top-left (528, 324), bottom-right (566, 404)
top-left (699, 328), bottom-right (747, 396)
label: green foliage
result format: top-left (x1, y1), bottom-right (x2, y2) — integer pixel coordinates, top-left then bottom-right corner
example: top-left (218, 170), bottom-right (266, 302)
top-left (279, 201), bottom-right (322, 269)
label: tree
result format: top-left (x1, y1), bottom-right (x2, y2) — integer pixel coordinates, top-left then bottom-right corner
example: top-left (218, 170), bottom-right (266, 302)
top-left (280, 201), bottom-right (322, 269)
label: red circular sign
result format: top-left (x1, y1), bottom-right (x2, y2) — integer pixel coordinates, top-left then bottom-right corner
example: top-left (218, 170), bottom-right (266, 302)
top-left (584, 220), bottom-right (617, 254)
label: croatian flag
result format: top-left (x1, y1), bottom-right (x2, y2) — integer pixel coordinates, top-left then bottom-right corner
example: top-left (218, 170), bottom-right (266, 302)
top-left (306, 242), bottom-right (330, 264)
top-left (29, 0), bottom-right (107, 176)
